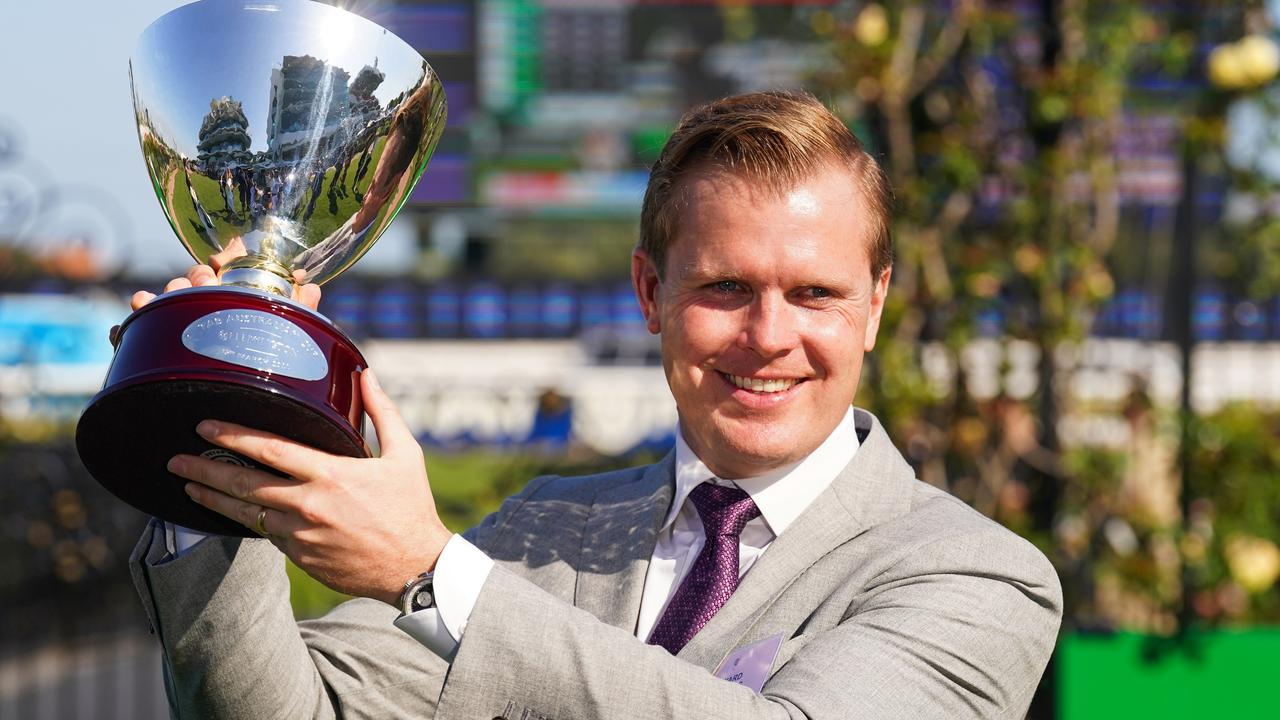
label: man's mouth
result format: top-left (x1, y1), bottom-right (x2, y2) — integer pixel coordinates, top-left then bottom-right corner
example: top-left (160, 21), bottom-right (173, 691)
top-left (721, 372), bottom-right (804, 394)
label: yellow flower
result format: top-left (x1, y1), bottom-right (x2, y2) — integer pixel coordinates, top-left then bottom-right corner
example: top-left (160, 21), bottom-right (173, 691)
top-left (855, 4), bottom-right (889, 47)
top-left (1238, 35), bottom-right (1280, 86)
top-left (1225, 535), bottom-right (1280, 593)
top-left (1208, 44), bottom-right (1247, 89)
top-left (1208, 36), bottom-right (1280, 89)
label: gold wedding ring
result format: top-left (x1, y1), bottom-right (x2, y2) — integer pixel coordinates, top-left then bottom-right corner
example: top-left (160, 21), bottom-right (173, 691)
top-left (255, 507), bottom-right (270, 537)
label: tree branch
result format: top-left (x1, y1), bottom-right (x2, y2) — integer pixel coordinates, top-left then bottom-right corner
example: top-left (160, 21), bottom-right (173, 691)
top-left (908, 0), bottom-right (983, 98)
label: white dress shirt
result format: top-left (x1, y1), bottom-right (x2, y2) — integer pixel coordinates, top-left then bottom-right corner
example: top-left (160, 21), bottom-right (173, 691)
top-left (397, 407), bottom-right (860, 658)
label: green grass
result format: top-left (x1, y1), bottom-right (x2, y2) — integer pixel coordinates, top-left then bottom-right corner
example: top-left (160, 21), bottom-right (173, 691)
top-left (190, 173), bottom-right (228, 219)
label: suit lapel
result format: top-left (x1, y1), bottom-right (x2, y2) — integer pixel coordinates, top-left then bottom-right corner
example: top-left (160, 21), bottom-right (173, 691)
top-left (677, 411), bottom-right (918, 670)
top-left (574, 451), bottom-right (675, 632)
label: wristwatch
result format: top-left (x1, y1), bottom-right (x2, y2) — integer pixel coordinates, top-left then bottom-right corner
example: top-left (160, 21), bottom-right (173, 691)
top-left (398, 571), bottom-right (436, 614)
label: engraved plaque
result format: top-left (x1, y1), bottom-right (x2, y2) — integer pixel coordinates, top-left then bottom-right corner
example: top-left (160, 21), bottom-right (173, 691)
top-left (182, 309), bottom-right (328, 381)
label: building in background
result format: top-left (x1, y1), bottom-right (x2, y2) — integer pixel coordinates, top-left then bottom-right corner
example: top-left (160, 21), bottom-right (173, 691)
top-left (195, 96), bottom-right (252, 169)
top-left (266, 55), bottom-right (353, 163)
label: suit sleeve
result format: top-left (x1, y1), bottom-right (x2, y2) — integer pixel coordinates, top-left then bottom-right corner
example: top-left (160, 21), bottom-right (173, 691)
top-left (128, 474), bottom-right (563, 718)
top-left (130, 519), bottom-right (450, 719)
top-left (433, 524), bottom-right (1062, 720)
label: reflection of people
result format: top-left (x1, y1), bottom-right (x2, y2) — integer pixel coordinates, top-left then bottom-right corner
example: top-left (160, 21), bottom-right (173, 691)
top-left (236, 166), bottom-right (251, 213)
top-left (301, 167), bottom-right (325, 221)
top-left (129, 91), bottom-right (1060, 718)
top-left (220, 168), bottom-right (235, 214)
top-left (352, 139), bottom-right (374, 194)
top-left (292, 79), bottom-right (438, 282)
top-left (270, 172), bottom-right (283, 212)
top-left (332, 148), bottom-right (352, 197)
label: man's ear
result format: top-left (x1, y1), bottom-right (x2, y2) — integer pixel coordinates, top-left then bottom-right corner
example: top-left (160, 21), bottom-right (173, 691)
top-left (631, 248), bottom-right (663, 335)
top-left (863, 265), bottom-right (892, 353)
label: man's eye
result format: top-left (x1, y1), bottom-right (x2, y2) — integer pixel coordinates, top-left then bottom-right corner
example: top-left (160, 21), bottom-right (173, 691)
top-left (807, 287), bottom-right (831, 298)
top-left (713, 280), bottom-right (740, 293)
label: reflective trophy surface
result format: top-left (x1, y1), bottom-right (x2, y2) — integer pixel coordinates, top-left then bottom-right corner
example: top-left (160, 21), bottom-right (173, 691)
top-left (75, 0), bottom-right (446, 536)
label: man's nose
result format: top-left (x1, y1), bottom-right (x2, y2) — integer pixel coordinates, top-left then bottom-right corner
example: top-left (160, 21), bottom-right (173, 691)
top-left (738, 292), bottom-right (797, 358)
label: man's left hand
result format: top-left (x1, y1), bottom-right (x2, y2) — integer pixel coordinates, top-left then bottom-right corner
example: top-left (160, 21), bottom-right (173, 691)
top-left (167, 368), bottom-right (452, 606)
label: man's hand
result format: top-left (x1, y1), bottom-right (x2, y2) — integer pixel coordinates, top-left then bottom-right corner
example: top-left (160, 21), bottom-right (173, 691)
top-left (112, 243), bottom-right (322, 345)
top-left (125, 241), bottom-right (323, 312)
top-left (165, 368), bottom-right (453, 605)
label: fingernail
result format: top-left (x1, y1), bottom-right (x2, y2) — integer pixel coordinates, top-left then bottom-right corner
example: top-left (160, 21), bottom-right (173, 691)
top-left (365, 368), bottom-right (380, 390)
top-left (184, 483), bottom-right (199, 500)
top-left (167, 456), bottom-right (185, 474)
top-left (196, 420), bottom-right (219, 438)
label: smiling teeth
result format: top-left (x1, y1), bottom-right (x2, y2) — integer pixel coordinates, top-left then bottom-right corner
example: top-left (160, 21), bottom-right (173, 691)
top-left (726, 374), bottom-right (798, 393)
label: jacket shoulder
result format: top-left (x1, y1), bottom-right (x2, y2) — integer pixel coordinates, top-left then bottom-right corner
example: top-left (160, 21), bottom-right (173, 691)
top-left (515, 462), bottom-right (658, 504)
top-left (882, 480), bottom-right (1063, 604)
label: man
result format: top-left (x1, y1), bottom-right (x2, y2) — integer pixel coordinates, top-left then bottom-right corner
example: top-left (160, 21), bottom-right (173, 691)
top-left (131, 90), bottom-right (1061, 718)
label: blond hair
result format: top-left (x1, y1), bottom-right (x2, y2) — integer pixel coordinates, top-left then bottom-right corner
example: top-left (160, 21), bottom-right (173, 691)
top-left (639, 90), bottom-right (893, 279)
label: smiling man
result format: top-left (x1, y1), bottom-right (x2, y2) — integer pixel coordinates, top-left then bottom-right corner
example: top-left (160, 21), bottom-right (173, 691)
top-left (131, 90), bottom-right (1062, 719)
top-left (635, 148), bottom-right (890, 482)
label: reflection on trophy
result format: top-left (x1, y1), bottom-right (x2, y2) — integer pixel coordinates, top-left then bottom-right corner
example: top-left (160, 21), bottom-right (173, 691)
top-left (75, 0), bottom-right (446, 536)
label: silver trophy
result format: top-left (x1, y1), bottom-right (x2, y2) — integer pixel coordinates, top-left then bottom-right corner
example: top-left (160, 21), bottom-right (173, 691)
top-left (131, 0), bottom-right (445, 293)
top-left (76, 0), bottom-right (447, 535)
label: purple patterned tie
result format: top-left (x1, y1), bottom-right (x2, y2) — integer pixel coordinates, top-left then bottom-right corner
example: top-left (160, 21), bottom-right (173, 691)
top-left (648, 482), bottom-right (761, 655)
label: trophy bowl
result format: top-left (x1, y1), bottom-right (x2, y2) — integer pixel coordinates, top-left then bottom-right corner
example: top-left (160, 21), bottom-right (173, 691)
top-left (75, 0), bottom-right (446, 536)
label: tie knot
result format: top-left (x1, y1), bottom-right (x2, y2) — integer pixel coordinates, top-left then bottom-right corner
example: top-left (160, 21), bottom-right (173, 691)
top-left (689, 482), bottom-right (760, 538)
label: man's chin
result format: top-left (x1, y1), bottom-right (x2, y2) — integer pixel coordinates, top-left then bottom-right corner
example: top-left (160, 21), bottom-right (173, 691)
top-left (702, 426), bottom-right (812, 478)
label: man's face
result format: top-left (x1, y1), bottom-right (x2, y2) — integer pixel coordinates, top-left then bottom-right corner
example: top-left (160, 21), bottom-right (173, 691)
top-left (632, 163), bottom-right (891, 479)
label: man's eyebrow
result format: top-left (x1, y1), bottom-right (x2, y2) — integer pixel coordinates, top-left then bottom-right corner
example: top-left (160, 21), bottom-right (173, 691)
top-left (672, 260), bottom-right (721, 279)
top-left (673, 262), bottom-right (859, 292)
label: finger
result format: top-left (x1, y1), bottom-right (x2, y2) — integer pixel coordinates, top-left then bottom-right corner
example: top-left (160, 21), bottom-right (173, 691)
top-left (252, 504), bottom-right (277, 538)
top-left (185, 264), bottom-right (218, 287)
top-left (168, 453), bottom-right (298, 508)
top-left (361, 369), bottom-right (416, 456)
top-left (183, 481), bottom-right (280, 536)
top-left (194, 419), bottom-right (332, 480)
top-left (294, 283), bottom-right (321, 310)
top-left (130, 291), bottom-right (156, 311)
top-left (209, 237), bottom-right (247, 271)
top-left (163, 277), bottom-right (193, 294)
top-left (257, 506), bottom-right (299, 545)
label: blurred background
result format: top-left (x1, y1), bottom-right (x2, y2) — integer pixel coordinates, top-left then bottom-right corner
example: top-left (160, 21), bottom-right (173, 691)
top-left (2, 0), bottom-right (1278, 717)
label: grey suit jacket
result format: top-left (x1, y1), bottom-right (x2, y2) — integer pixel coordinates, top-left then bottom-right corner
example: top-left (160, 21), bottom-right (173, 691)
top-left (131, 409), bottom-right (1062, 719)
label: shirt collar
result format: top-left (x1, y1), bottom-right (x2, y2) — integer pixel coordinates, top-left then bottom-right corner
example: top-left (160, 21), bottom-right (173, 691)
top-left (666, 407), bottom-right (860, 537)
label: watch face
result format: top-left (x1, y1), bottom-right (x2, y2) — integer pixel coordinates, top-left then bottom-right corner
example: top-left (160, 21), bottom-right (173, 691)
top-left (399, 571), bottom-right (436, 614)
top-left (411, 588), bottom-right (435, 611)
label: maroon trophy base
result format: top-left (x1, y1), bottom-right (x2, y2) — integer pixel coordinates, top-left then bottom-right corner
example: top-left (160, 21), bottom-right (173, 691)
top-left (76, 286), bottom-right (370, 537)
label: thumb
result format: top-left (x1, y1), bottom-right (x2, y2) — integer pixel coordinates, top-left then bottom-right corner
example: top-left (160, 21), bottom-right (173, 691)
top-left (361, 368), bottom-right (416, 456)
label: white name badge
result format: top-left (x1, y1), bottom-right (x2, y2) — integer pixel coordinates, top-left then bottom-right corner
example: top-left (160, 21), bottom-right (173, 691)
top-left (714, 633), bottom-right (784, 693)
